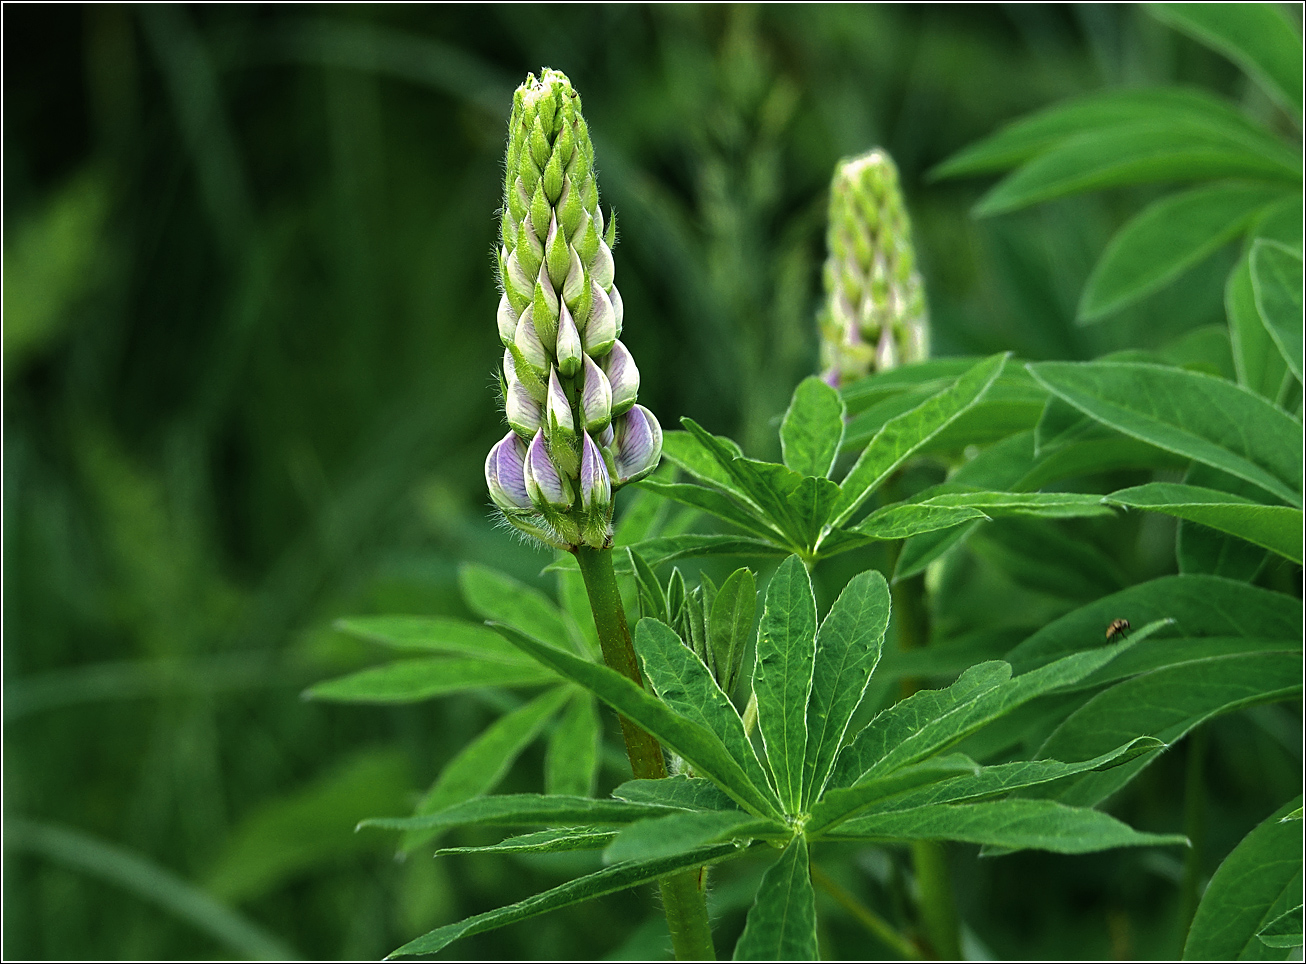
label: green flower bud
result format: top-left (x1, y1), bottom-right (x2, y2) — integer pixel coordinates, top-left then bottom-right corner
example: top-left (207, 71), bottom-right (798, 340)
top-left (513, 308), bottom-right (549, 374)
top-left (555, 303), bottom-right (583, 377)
top-left (545, 213), bottom-right (570, 288)
top-left (580, 354), bottom-right (612, 431)
top-left (525, 429), bottom-right (573, 509)
top-left (583, 281), bottom-right (617, 356)
top-left (818, 149), bottom-right (929, 388)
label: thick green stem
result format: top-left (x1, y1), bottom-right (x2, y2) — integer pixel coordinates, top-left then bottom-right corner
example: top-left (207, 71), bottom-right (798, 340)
top-left (886, 539), bottom-right (962, 961)
top-left (573, 545), bottom-right (716, 961)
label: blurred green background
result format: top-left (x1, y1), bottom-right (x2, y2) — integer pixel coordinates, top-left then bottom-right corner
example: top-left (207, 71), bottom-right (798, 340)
top-left (4, 4), bottom-right (1298, 960)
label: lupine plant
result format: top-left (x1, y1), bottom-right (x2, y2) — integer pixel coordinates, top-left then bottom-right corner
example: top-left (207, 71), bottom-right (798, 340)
top-left (311, 8), bottom-right (1302, 958)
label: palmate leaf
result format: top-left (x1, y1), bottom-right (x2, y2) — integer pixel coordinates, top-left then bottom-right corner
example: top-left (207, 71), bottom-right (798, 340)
top-left (1176, 463), bottom-right (1273, 581)
top-left (829, 353), bottom-right (1008, 530)
top-left (1007, 573), bottom-right (1302, 672)
top-left (637, 479), bottom-right (786, 542)
top-left (545, 691), bottom-right (600, 797)
top-left (858, 491), bottom-right (1115, 541)
top-left (1183, 796), bottom-right (1303, 960)
top-left (733, 835), bottom-right (818, 962)
top-left (304, 656), bottom-right (556, 703)
top-left (603, 809), bottom-right (783, 865)
top-left (1028, 650), bottom-right (1303, 809)
top-left (1105, 482), bottom-right (1304, 563)
top-left (1078, 182), bottom-right (1287, 322)
top-left (828, 798), bottom-right (1188, 854)
top-left (932, 86), bottom-right (1284, 178)
top-left (434, 828), bottom-right (616, 856)
top-left (1149, 3), bottom-right (1304, 117)
top-left (709, 567), bottom-right (757, 698)
top-left (492, 622), bottom-right (784, 819)
top-left (1251, 238), bottom-right (1304, 382)
top-left (459, 562), bottom-right (578, 653)
top-left (613, 775), bottom-right (741, 812)
top-left (387, 842), bottom-right (742, 959)
top-left (362, 793), bottom-right (680, 835)
top-left (1026, 361), bottom-right (1303, 507)
top-left (334, 615), bottom-right (531, 664)
top-left (633, 618), bottom-right (778, 809)
top-left (753, 555), bottom-right (818, 814)
top-left (780, 376), bottom-right (846, 479)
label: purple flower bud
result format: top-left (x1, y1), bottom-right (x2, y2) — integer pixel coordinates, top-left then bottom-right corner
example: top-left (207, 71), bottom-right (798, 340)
top-left (514, 308), bottom-right (549, 374)
top-left (485, 432), bottom-right (532, 511)
top-left (580, 354), bottom-right (612, 431)
top-left (505, 373), bottom-right (543, 438)
top-left (590, 238), bottom-right (615, 290)
top-left (579, 431), bottom-right (612, 511)
top-left (524, 429), bottom-right (573, 508)
top-left (598, 422), bottom-right (614, 447)
top-left (555, 302), bottom-right (583, 377)
top-left (583, 280), bottom-right (617, 356)
top-left (546, 367), bottom-right (575, 436)
top-left (497, 292), bottom-right (519, 346)
top-left (609, 284), bottom-right (624, 337)
top-left (611, 404), bottom-right (662, 485)
top-left (601, 340), bottom-right (639, 415)
top-left (505, 248), bottom-right (534, 304)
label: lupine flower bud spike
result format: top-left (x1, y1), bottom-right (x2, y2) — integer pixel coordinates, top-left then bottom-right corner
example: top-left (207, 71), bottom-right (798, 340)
top-left (486, 69), bottom-right (660, 550)
top-left (818, 149), bottom-right (929, 388)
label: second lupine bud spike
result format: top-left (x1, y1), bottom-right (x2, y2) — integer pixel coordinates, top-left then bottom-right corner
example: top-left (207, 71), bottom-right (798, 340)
top-left (488, 69), bottom-right (659, 550)
top-left (818, 149), bottom-right (929, 388)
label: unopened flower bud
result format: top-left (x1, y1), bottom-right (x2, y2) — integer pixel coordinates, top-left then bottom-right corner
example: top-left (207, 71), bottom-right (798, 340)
top-left (580, 354), bottom-right (613, 431)
top-left (505, 374), bottom-right (543, 438)
top-left (590, 239), bottom-right (615, 290)
top-left (602, 341), bottom-right (639, 415)
top-left (514, 309), bottom-right (549, 375)
top-left (546, 368), bottom-right (575, 437)
top-left (609, 404), bottom-right (662, 486)
top-left (583, 281), bottom-right (617, 356)
top-left (497, 293), bottom-right (518, 346)
top-left (485, 432), bottom-right (533, 512)
top-left (505, 248), bottom-right (534, 309)
top-left (524, 429), bottom-right (573, 509)
top-left (555, 303), bottom-right (584, 377)
top-left (579, 430), bottom-right (612, 512)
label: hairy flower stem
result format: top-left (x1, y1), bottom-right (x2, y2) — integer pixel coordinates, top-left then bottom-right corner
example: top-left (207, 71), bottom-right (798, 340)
top-left (886, 539), bottom-right (962, 961)
top-left (573, 545), bottom-right (716, 961)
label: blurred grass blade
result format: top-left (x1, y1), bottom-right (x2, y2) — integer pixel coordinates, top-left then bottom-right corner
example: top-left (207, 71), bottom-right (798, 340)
top-left (733, 835), bottom-right (818, 961)
top-left (634, 617), bottom-right (779, 809)
top-left (1026, 361), bottom-right (1303, 507)
top-left (830, 799), bottom-right (1188, 854)
top-left (780, 376), bottom-right (846, 479)
top-left (386, 842), bottom-right (740, 959)
top-left (6, 819), bottom-right (296, 960)
top-left (1250, 238), bottom-right (1304, 381)
top-left (491, 622), bottom-right (784, 818)
top-left (304, 657), bottom-right (556, 703)
top-left (603, 810), bottom-right (779, 865)
top-left (545, 692), bottom-right (601, 797)
top-left (1079, 183), bottom-right (1285, 322)
top-left (402, 686), bottom-right (572, 851)
top-left (1105, 482), bottom-right (1303, 562)
top-left (975, 123), bottom-right (1300, 217)
top-left (1149, 3), bottom-right (1304, 116)
top-left (753, 555), bottom-right (818, 814)
top-left (1008, 573), bottom-right (1302, 672)
top-left (830, 354), bottom-right (1008, 529)
top-left (802, 570), bottom-right (890, 810)
top-left (1183, 796), bottom-right (1303, 959)
top-left (334, 615), bottom-right (531, 663)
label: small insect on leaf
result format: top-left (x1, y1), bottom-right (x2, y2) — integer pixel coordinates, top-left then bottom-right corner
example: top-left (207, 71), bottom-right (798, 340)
top-left (1105, 618), bottom-right (1130, 643)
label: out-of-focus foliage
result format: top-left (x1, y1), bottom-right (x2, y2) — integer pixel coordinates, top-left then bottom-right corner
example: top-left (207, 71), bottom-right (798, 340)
top-left (4, 5), bottom-right (1300, 960)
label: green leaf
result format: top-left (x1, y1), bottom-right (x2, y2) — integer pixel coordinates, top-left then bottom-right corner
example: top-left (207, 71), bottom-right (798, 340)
top-left (801, 570), bottom-right (890, 810)
top-left (627, 547), bottom-right (670, 623)
top-left (781, 376), bottom-right (846, 479)
top-left (1251, 238), bottom-right (1304, 382)
top-left (434, 828), bottom-right (617, 856)
top-left (1177, 464), bottom-right (1272, 581)
top-left (6, 819), bottom-right (295, 961)
top-left (1184, 796), bottom-right (1303, 959)
top-left (388, 842), bottom-right (742, 959)
top-left (810, 738), bottom-right (1165, 834)
top-left (1026, 361), bottom-right (1303, 507)
top-left (1030, 651), bottom-right (1303, 808)
top-left (753, 555), bottom-right (818, 814)
top-left (1229, 246), bottom-right (1290, 399)
top-left (733, 835), bottom-right (818, 961)
top-left (1150, 3), bottom-right (1304, 116)
top-left (709, 567), bottom-right (757, 698)
top-left (859, 490), bottom-right (1115, 541)
top-left (1079, 183), bottom-right (1286, 322)
top-left (857, 503), bottom-right (990, 541)
top-left (974, 122), bottom-right (1299, 216)
top-left (661, 429), bottom-right (750, 501)
top-left (304, 657), bottom-right (556, 704)
top-left (613, 775), bottom-right (742, 812)
top-left (1105, 482), bottom-right (1303, 563)
top-left (637, 479), bottom-right (786, 541)
top-left (830, 799), bottom-right (1188, 854)
top-left (334, 615), bottom-right (531, 663)
top-left (402, 687), bottom-right (571, 851)
top-left (634, 618), bottom-right (779, 810)
top-left (545, 692), bottom-right (600, 798)
top-left (932, 86), bottom-right (1282, 178)
top-left (492, 623), bottom-right (784, 819)
top-left (830, 354), bottom-right (1008, 529)
top-left (1007, 574), bottom-right (1302, 673)
top-left (361, 793), bottom-right (677, 834)
top-left (629, 535), bottom-right (789, 569)
top-left (603, 810), bottom-right (781, 865)
top-left (1257, 902), bottom-right (1305, 949)
top-left (459, 563), bottom-right (576, 652)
